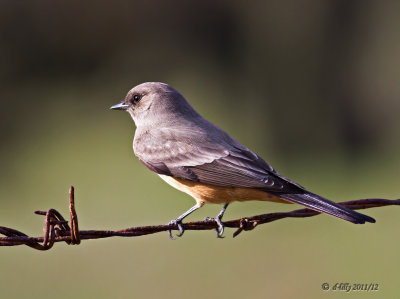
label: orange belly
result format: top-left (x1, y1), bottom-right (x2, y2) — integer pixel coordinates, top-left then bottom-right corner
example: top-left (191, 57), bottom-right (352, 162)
top-left (159, 175), bottom-right (292, 206)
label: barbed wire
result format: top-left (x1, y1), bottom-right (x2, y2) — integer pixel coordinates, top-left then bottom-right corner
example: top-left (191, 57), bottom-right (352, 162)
top-left (0, 186), bottom-right (398, 250)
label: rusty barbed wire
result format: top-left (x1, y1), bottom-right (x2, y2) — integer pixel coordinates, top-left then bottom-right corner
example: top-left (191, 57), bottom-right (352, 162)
top-left (0, 186), bottom-right (399, 250)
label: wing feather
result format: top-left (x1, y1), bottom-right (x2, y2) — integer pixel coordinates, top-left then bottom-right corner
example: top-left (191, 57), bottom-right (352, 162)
top-left (131, 122), bottom-right (375, 224)
top-left (134, 128), bottom-right (300, 193)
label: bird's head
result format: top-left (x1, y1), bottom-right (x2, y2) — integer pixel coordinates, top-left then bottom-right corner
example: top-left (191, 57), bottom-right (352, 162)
top-left (111, 82), bottom-right (199, 127)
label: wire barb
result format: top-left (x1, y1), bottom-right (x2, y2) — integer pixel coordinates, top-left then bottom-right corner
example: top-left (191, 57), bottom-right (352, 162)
top-left (0, 188), bottom-right (399, 251)
top-left (69, 186), bottom-right (80, 245)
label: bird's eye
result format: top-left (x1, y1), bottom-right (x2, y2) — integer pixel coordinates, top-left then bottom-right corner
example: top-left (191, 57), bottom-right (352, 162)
top-left (133, 94), bottom-right (141, 102)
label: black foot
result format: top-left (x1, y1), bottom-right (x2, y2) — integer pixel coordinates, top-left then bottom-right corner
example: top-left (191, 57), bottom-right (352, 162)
top-left (204, 216), bottom-right (225, 238)
top-left (167, 219), bottom-right (184, 240)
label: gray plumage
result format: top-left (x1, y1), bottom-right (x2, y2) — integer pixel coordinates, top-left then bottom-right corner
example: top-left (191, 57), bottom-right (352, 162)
top-left (114, 82), bottom-right (375, 224)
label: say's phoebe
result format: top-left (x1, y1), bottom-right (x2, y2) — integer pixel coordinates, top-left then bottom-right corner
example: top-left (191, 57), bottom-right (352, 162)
top-left (111, 82), bottom-right (375, 238)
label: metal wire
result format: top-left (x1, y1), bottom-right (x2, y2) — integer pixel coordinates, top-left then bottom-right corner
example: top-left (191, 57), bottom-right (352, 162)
top-left (0, 186), bottom-right (398, 250)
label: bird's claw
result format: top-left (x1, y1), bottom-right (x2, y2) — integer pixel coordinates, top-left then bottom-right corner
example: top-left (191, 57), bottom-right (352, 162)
top-left (167, 219), bottom-right (184, 240)
top-left (204, 216), bottom-right (225, 238)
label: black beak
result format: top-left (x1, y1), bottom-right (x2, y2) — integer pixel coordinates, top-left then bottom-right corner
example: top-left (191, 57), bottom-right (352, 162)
top-left (110, 102), bottom-right (129, 110)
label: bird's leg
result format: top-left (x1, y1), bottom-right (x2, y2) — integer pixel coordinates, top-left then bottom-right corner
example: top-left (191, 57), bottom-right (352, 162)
top-left (205, 203), bottom-right (229, 238)
top-left (168, 204), bottom-right (200, 239)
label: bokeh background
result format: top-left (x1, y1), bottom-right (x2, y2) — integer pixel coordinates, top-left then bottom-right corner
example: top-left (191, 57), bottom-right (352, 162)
top-left (1, 1), bottom-right (399, 298)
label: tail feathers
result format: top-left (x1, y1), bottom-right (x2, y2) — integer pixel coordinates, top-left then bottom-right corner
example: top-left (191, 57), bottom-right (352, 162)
top-left (276, 192), bottom-right (375, 224)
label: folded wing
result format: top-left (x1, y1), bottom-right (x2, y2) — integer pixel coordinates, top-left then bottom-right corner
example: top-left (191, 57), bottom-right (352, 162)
top-left (134, 128), bottom-right (375, 224)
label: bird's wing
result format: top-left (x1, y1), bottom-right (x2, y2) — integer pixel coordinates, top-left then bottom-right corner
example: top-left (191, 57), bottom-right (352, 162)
top-left (134, 128), bottom-right (375, 224)
top-left (134, 128), bottom-right (302, 193)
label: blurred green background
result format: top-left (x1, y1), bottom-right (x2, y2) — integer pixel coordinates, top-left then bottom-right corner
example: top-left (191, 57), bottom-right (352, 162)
top-left (1, 1), bottom-right (399, 298)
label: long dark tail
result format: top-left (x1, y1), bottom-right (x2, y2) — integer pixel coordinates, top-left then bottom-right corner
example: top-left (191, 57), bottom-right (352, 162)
top-left (273, 191), bottom-right (375, 224)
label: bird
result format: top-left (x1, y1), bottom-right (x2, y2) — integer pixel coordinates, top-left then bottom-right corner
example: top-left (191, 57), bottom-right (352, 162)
top-left (110, 82), bottom-right (375, 238)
